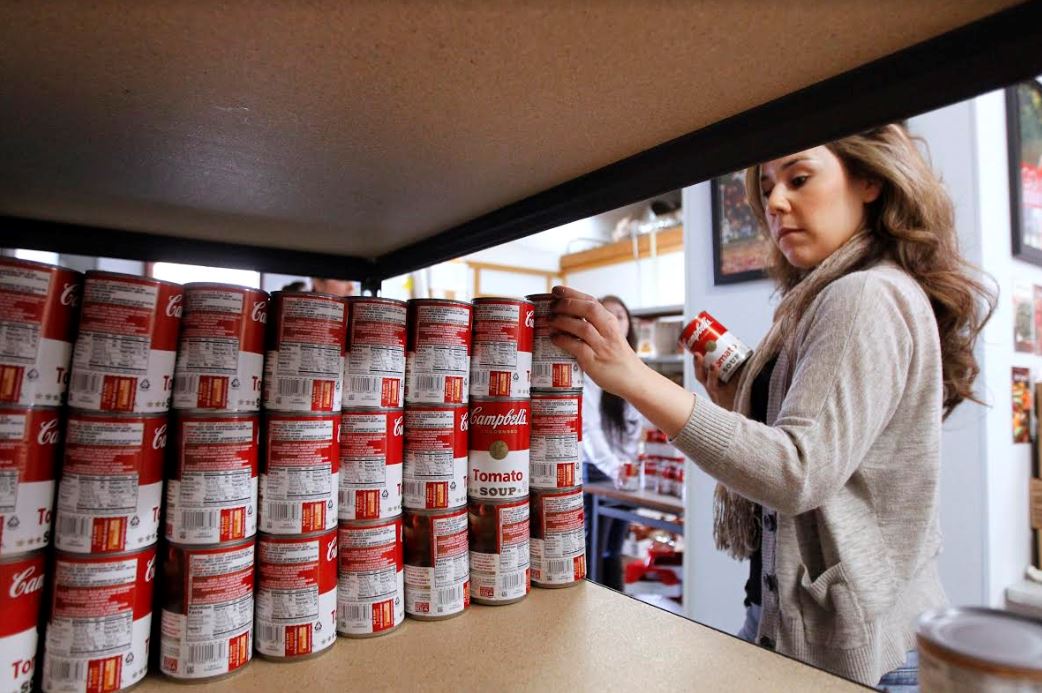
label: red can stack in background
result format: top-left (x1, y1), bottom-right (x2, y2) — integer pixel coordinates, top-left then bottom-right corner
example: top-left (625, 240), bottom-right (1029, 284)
top-left (336, 297), bottom-right (408, 635)
top-left (466, 297), bottom-right (534, 606)
top-left (401, 299), bottom-right (473, 620)
top-left (44, 268), bottom-right (174, 692)
top-left (0, 257), bottom-right (80, 692)
top-left (252, 290), bottom-right (342, 662)
top-left (525, 293), bottom-right (586, 589)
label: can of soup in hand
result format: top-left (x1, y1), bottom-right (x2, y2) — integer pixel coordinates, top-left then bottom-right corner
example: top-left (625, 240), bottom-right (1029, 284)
top-left (526, 293), bottom-right (583, 391)
top-left (680, 311), bottom-right (752, 384)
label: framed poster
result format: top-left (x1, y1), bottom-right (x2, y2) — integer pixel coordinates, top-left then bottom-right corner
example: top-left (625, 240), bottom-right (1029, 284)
top-left (1008, 79), bottom-right (1042, 267)
top-left (711, 171), bottom-right (772, 285)
top-left (1013, 367), bottom-right (1032, 444)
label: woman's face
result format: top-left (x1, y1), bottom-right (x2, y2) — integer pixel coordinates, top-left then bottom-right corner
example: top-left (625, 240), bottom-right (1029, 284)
top-left (759, 146), bottom-right (880, 269)
top-left (602, 300), bottom-right (630, 338)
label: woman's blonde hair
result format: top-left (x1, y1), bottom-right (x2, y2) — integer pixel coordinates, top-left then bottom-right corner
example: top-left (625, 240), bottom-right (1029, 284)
top-left (744, 123), bottom-right (995, 418)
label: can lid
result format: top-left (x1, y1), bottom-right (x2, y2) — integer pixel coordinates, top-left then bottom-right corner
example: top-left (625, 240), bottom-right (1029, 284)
top-left (407, 298), bottom-right (472, 309)
top-left (86, 269), bottom-right (181, 289)
top-left (183, 281), bottom-right (268, 295)
top-left (0, 255), bottom-right (80, 275)
top-left (917, 607), bottom-right (1042, 671)
top-left (525, 293), bottom-right (553, 302)
top-left (473, 296), bottom-right (533, 306)
top-left (346, 295), bottom-right (407, 307)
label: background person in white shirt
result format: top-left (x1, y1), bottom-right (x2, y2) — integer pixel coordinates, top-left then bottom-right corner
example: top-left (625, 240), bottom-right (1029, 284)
top-left (582, 295), bottom-right (641, 591)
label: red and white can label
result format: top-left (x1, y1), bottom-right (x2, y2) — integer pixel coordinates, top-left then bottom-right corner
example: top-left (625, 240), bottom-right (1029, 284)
top-left (529, 392), bottom-right (582, 489)
top-left (160, 540), bottom-right (254, 680)
top-left (173, 284), bottom-right (267, 412)
top-left (338, 409), bottom-right (403, 521)
top-left (55, 413), bottom-right (166, 554)
top-left (263, 293), bottom-right (345, 412)
top-left (405, 300), bottom-right (472, 405)
top-left (337, 518), bottom-right (404, 636)
top-left (261, 414), bottom-right (339, 534)
top-left (404, 508), bottom-right (470, 617)
top-left (469, 299), bottom-right (533, 399)
top-left (680, 311), bottom-right (753, 384)
top-left (0, 259), bottom-right (81, 407)
top-left (0, 551), bottom-right (46, 693)
top-left (69, 272), bottom-right (182, 413)
top-left (166, 414), bottom-right (259, 545)
top-left (527, 294), bottom-right (583, 390)
top-left (343, 298), bottom-right (406, 409)
top-left (469, 499), bottom-right (530, 603)
top-left (468, 399), bottom-right (529, 500)
top-left (402, 406), bottom-right (468, 510)
top-left (530, 488), bottom-right (587, 586)
top-left (43, 547), bottom-right (157, 693)
top-left (0, 407), bottom-right (60, 555)
top-left (255, 529), bottom-right (338, 658)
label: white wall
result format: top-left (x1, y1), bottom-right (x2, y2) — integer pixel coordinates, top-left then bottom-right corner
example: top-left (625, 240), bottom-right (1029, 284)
top-left (567, 251), bottom-right (685, 309)
top-left (680, 181), bottom-right (776, 631)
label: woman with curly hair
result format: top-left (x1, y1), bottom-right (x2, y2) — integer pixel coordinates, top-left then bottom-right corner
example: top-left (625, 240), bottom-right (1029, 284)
top-left (548, 124), bottom-right (994, 688)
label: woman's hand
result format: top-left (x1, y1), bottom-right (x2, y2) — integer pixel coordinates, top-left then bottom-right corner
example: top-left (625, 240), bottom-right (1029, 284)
top-left (547, 286), bottom-right (646, 398)
top-left (693, 353), bottom-right (742, 411)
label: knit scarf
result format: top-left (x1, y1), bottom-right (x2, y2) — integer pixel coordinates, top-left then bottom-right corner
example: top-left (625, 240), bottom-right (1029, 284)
top-left (712, 231), bottom-right (874, 560)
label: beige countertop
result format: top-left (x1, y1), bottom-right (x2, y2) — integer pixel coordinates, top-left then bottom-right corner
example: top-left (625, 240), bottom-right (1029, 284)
top-left (137, 581), bottom-right (861, 691)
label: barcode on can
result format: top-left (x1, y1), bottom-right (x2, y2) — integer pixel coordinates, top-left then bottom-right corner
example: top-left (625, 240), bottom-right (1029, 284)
top-left (188, 641), bottom-right (227, 665)
top-left (349, 377), bottom-right (377, 393)
top-left (532, 463), bottom-right (555, 478)
top-left (343, 604), bottom-right (370, 622)
top-left (264, 502), bottom-right (300, 521)
top-left (501, 573), bottom-right (521, 589)
top-left (277, 379), bottom-right (309, 396)
top-left (71, 372), bottom-right (104, 394)
top-left (257, 623), bottom-right (284, 646)
top-left (547, 559), bottom-right (570, 574)
top-left (181, 510), bottom-right (219, 529)
top-left (404, 481), bottom-right (422, 497)
top-left (533, 364), bottom-right (552, 378)
top-left (175, 376), bottom-right (199, 394)
top-left (48, 659), bottom-right (86, 682)
top-left (415, 376), bottom-right (440, 391)
top-left (438, 585), bottom-right (463, 604)
top-left (57, 515), bottom-right (91, 539)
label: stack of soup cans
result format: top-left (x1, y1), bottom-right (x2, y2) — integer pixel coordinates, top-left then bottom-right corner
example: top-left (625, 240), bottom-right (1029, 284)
top-left (467, 298), bottom-right (534, 606)
top-left (0, 257), bottom-right (81, 693)
top-left (338, 297), bottom-right (408, 636)
top-left (525, 293), bottom-right (587, 590)
top-left (160, 282), bottom-right (265, 680)
top-left (47, 269), bottom-right (178, 692)
top-left (253, 290), bottom-right (344, 663)
top-left (402, 299), bottom-right (473, 620)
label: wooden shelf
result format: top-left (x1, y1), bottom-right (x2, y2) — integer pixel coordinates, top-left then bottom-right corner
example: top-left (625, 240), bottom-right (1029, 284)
top-left (560, 227), bottom-right (683, 275)
top-left (2, 2), bottom-right (1039, 281)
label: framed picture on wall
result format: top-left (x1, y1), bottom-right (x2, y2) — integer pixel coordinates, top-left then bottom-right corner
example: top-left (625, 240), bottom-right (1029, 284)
top-left (711, 170), bottom-right (772, 285)
top-left (1008, 79), bottom-right (1042, 267)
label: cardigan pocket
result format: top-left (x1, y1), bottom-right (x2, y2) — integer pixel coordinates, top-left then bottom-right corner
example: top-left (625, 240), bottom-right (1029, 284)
top-left (796, 562), bottom-right (869, 650)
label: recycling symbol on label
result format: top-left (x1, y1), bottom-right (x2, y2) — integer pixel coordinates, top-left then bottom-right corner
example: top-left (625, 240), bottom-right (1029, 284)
top-left (27, 368), bottom-right (39, 381)
top-left (140, 379), bottom-right (151, 390)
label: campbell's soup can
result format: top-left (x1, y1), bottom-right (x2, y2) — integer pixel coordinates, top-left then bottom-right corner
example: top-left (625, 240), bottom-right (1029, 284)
top-left (530, 486), bottom-right (586, 588)
top-left (43, 546), bottom-right (157, 693)
top-left (468, 498), bottom-right (530, 606)
top-left (166, 412), bottom-right (259, 544)
top-left (0, 257), bottom-right (81, 407)
top-left (526, 293), bottom-right (583, 390)
top-left (55, 411), bottom-right (166, 554)
top-left (255, 529), bottom-right (338, 660)
top-left (263, 291), bottom-right (345, 413)
top-left (469, 297), bottom-right (533, 399)
top-left (404, 507), bottom-right (469, 620)
top-left (338, 408), bottom-right (403, 521)
top-left (0, 551), bottom-right (46, 693)
top-left (159, 539), bottom-right (255, 681)
top-left (337, 517), bottom-right (404, 638)
top-left (173, 283), bottom-right (268, 412)
top-left (468, 398), bottom-right (529, 501)
top-left (405, 299), bottom-right (472, 405)
top-left (402, 405), bottom-right (468, 510)
top-left (343, 297), bottom-right (406, 409)
top-left (69, 271), bottom-right (182, 413)
top-left (917, 607), bottom-right (1042, 692)
top-left (679, 311), bottom-right (752, 384)
top-left (0, 406), bottom-right (61, 555)
top-left (530, 391), bottom-right (582, 490)
top-left (260, 412), bottom-right (339, 534)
